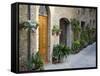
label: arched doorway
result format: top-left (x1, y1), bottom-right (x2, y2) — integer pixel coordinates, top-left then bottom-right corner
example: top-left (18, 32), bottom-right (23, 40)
top-left (39, 6), bottom-right (49, 63)
top-left (60, 18), bottom-right (70, 46)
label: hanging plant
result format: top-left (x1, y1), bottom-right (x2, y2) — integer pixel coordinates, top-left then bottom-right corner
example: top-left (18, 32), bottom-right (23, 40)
top-left (52, 25), bottom-right (61, 36)
top-left (56, 29), bottom-right (61, 35)
top-left (52, 26), bottom-right (56, 35)
top-left (22, 20), bottom-right (39, 32)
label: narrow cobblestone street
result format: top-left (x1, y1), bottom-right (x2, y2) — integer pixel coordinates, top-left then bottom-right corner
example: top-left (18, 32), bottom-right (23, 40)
top-left (44, 42), bottom-right (96, 70)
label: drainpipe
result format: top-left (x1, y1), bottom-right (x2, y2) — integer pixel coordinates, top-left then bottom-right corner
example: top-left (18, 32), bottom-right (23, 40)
top-left (27, 5), bottom-right (31, 70)
top-left (27, 27), bottom-right (31, 62)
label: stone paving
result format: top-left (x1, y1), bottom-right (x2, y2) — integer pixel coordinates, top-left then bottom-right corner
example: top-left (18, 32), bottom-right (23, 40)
top-left (44, 42), bottom-right (96, 70)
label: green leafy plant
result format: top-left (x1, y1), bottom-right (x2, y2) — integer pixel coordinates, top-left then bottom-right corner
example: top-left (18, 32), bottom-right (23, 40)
top-left (79, 39), bottom-right (86, 49)
top-left (90, 28), bottom-right (96, 43)
top-left (52, 44), bottom-right (60, 63)
top-left (80, 30), bottom-right (89, 44)
top-left (27, 51), bottom-right (44, 71)
top-left (56, 29), bottom-right (61, 35)
top-left (52, 26), bottom-right (57, 35)
top-left (70, 19), bottom-right (81, 40)
top-left (72, 40), bottom-right (81, 53)
top-left (20, 20), bottom-right (39, 32)
top-left (23, 20), bottom-right (39, 29)
top-left (62, 45), bottom-right (71, 56)
top-left (80, 26), bottom-right (96, 47)
top-left (52, 25), bottom-right (61, 35)
top-left (52, 44), bottom-right (71, 63)
top-left (70, 19), bottom-right (96, 53)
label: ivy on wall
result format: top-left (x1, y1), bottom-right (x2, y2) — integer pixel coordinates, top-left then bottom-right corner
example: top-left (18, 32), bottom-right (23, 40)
top-left (70, 18), bottom-right (81, 41)
top-left (70, 18), bottom-right (96, 54)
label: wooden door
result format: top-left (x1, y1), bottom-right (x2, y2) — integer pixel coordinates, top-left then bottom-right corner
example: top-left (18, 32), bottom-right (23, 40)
top-left (39, 16), bottom-right (48, 63)
top-left (60, 20), bottom-right (67, 45)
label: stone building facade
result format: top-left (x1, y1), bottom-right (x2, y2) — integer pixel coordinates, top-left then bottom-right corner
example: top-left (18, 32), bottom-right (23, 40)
top-left (19, 4), bottom-right (96, 71)
top-left (74, 8), bottom-right (96, 29)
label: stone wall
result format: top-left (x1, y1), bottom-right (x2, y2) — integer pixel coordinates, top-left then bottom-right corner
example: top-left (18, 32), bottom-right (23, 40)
top-left (30, 5), bottom-right (38, 55)
top-left (19, 5), bottom-right (28, 71)
top-left (49, 6), bottom-right (74, 62)
top-left (74, 8), bottom-right (96, 29)
top-left (19, 5), bottom-right (39, 71)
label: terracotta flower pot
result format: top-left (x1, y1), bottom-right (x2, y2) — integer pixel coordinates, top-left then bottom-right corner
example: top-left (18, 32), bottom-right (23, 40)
top-left (56, 31), bottom-right (61, 36)
top-left (52, 57), bottom-right (58, 64)
top-left (52, 32), bottom-right (55, 35)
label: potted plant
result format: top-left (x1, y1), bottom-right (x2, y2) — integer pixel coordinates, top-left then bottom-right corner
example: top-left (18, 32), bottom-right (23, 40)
top-left (56, 29), bottom-right (61, 35)
top-left (79, 39), bottom-right (86, 50)
top-left (58, 44), bottom-right (71, 62)
top-left (27, 51), bottom-right (44, 71)
top-left (52, 44), bottom-right (71, 63)
top-left (52, 25), bottom-right (61, 36)
top-left (52, 26), bottom-right (56, 35)
top-left (52, 44), bottom-right (59, 63)
top-left (21, 20), bottom-right (39, 32)
top-left (72, 40), bottom-right (81, 54)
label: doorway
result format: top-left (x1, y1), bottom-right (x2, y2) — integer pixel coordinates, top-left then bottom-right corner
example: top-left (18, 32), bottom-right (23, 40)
top-left (39, 6), bottom-right (48, 63)
top-left (60, 18), bottom-right (70, 45)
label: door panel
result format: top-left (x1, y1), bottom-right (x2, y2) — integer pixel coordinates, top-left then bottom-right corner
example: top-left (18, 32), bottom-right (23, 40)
top-left (60, 20), bottom-right (67, 45)
top-left (39, 16), bottom-right (48, 63)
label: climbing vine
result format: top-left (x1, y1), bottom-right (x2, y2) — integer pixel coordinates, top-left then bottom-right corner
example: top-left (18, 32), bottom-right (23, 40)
top-left (70, 18), bottom-right (81, 41)
top-left (70, 18), bottom-right (96, 54)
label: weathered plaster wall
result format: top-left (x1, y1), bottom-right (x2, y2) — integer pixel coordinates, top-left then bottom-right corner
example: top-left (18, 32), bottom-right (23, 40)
top-left (19, 5), bottom-right (39, 71)
top-left (19, 5), bottom-right (28, 71)
top-left (49, 6), bottom-right (74, 62)
top-left (74, 8), bottom-right (96, 29)
top-left (30, 5), bottom-right (39, 55)
top-left (51, 7), bottom-right (74, 46)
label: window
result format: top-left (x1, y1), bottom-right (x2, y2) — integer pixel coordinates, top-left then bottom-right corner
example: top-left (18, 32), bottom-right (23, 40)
top-left (90, 19), bottom-right (92, 26)
top-left (81, 21), bottom-right (85, 30)
top-left (93, 19), bottom-right (95, 25)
